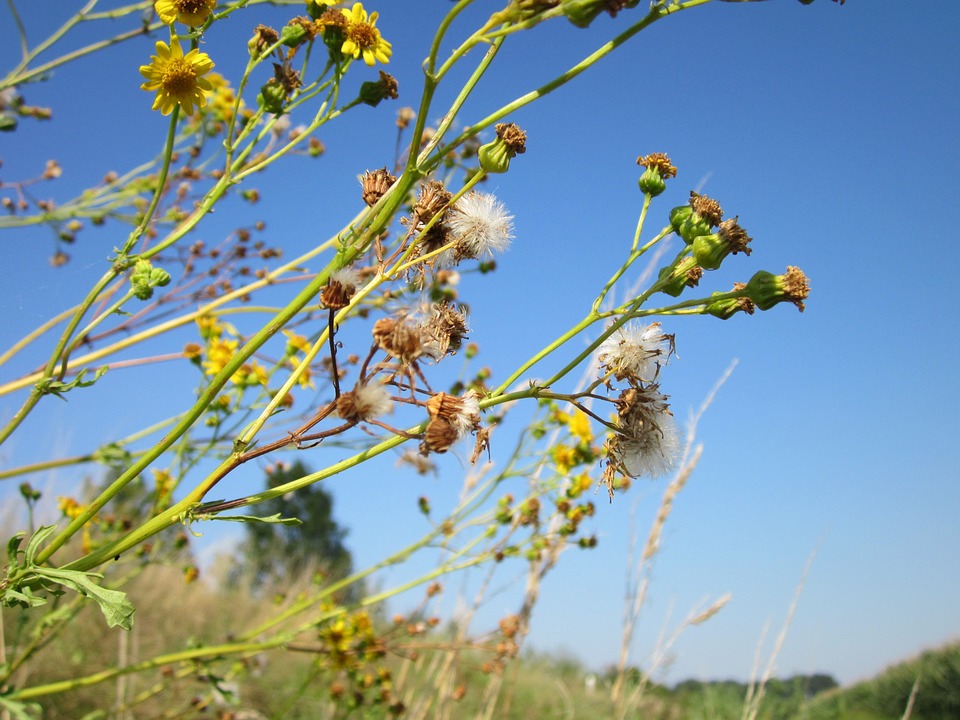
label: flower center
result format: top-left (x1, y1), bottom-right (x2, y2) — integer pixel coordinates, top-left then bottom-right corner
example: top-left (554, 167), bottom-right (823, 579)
top-left (175, 0), bottom-right (208, 14)
top-left (349, 23), bottom-right (378, 50)
top-left (162, 59), bottom-right (197, 95)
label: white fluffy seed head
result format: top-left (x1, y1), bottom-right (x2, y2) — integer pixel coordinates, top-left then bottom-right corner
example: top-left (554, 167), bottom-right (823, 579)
top-left (447, 192), bottom-right (513, 260)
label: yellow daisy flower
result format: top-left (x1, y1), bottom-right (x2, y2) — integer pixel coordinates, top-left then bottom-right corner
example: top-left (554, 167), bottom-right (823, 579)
top-left (567, 411), bottom-right (593, 443)
top-left (552, 444), bottom-right (576, 475)
top-left (282, 329), bottom-right (313, 355)
top-left (340, 2), bottom-right (392, 66)
top-left (289, 356), bottom-right (316, 389)
top-left (57, 496), bottom-right (85, 519)
top-left (196, 315), bottom-right (222, 340)
top-left (202, 336), bottom-right (237, 376)
top-left (155, 0), bottom-right (217, 27)
top-left (139, 39), bottom-right (215, 116)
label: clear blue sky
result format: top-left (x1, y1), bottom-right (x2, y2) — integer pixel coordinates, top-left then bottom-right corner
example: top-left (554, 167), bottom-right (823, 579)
top-left (1, 0), bottom-right (959, 687)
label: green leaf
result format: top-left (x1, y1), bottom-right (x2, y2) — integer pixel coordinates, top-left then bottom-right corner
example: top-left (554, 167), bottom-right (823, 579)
top-left (2, 587), bottom-right (48, 609)
top-left (23, 525), bottom-right (58, 566)
top-left (37, 366), bottom-right (108, 400)
top-left (206, 513), bottom-right (303, 526)
top-left (0, 695), bottom-right (42, 720)
top-left (33, 568), bottom-right (135, 630)
top-left (7, 531), bottom-right (26, 566)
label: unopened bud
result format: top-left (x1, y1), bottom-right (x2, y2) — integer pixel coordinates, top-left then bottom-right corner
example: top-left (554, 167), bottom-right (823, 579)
top-left (705, 284), bottom-right (755, 319)
top-left (257, 81), bottom-right (286, 114)
top-left (637, 152), bottom-right (677, 197)
top-left (657, 256), bottom-right (702, 297)
top-left (745, 266), bottom-right (809, 312)
top-left (478, 123), bottom-right (526, 174)
top-left (359, 71), bottom-right (398, 107)
top-left (691, 217), bottom-right (752, 270)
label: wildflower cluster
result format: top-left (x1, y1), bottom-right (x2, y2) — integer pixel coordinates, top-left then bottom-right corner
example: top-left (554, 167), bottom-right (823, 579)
top-left (0, 0), bottom-right (833, 711)
top-left (315, 610), bottom-right (403, 714)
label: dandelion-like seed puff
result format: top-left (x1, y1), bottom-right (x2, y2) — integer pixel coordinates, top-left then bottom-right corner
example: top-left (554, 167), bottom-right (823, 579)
top-left (597, 322), bottom-right (675, 385)
top-left (139, 40), bottom-right (215, 116)
top-left (447, 192), bottom-right (513, 261)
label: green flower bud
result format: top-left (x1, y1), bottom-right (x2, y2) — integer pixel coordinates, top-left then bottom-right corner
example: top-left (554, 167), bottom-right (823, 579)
top-left (705, 286), bottom-right (755, 320)
top-left (561, 0), bottom-right (606, 28)
top-left (679, 215), bottom-right (715, 244)
top-left (306, 0), bottom-right (325, 20)
top-left (418, 496), bottom-right (431, 515)
top-left (280, 23), bottom-right (308, 48)
top-left (638, 166), bottom-right (666, 196)
top-left (257, 81), bottom-right (287, 114)
top-left (691, 217), bottom-right (752, 270)
top-left (672, 191), bottom-right (725, 243)
top-left (637, 152), bottom-right (676, 197)
top-left (657, 256), bottom-right (703, 297)
top-left (478, 122), bottom-right (527, 174)
top-left (691, 233), bottom-right (727, 271)
top-left (130, 259), bottom-right (170, 301)
top-left (744, 266), bottom-right (809, 312)
top-left (669, 204), bottom-right (693, 233)
top-left (248, 25), bottom-right (280, 58)
top-left (359, 71), bottom-right (399, 107)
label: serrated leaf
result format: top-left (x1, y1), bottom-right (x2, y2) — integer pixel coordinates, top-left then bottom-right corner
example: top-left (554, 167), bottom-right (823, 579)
top-left (34, 568), bottom-right (135, 630)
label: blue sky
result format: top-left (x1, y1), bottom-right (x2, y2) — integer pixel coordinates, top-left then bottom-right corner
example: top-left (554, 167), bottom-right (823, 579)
top-left (2, 0), bottom-right (959, 687)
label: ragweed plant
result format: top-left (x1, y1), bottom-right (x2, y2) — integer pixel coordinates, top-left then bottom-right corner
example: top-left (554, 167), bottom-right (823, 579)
top-left (0, 0), bottom-right (836, 716)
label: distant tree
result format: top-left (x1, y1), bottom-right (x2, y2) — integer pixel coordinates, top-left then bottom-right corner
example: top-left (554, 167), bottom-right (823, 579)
top-left (234, 460), bottom-right (354, 593)
top-left (804, 673), bottom-right (839, 697)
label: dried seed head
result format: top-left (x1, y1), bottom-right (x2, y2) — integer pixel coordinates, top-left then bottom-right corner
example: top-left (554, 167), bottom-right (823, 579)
top-left (321, 267), bottom-right (360, 309)
top-left (420, 302), bottom-right (469, 360)
top-left (426, 390), bottom-right (480, 436)
top-left (607, 385), bottom-right (680, 481)
top-left (360, 167), bottom-right (396, 207)
top-left (414, 181), bottom-right (452, 223)
top-left (689, 191), bottom-right (723, 226)
top-left (336, 383), bottom-right (394, 421)
top-left (420, 417), bottom-right (459, 454)
top-left (372, 317), bottom-right (423, 363)
top-left (396, 106), bottom-right (415, 129)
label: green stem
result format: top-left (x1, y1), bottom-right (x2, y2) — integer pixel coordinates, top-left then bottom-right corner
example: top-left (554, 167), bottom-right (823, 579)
top-left (5, 638), bottom-right (287, 701)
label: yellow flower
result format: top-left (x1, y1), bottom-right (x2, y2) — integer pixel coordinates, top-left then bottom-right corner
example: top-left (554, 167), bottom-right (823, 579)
top-left (552, 444), bottom-right (576, 475)
top-left (567, 411), bottom-right (593, 443)
top-left (204, 71), bottom-right (240, 123)
top-left (139, 39), bottom-right (215, 116)
top-left (196, 315), bottom-right (222, 340)
top-left (202, 337), bottom-right (238, 376)
top-left (155, 0), bottom-right (217, 27)
top-left (237, 361), bottom-right (269, 387)
top-left (153, 468), bottom-right (175, 500)
top-left (282, 329), bottom-right (313, 355)
top-left (289, 356), bottom-right (316, 389)
top-left (567, 472), bottom-right (594, 499)
top-left (340, 3), bottom-right (392, 66)
top-left (57, 496), bottom-right (85, 519)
